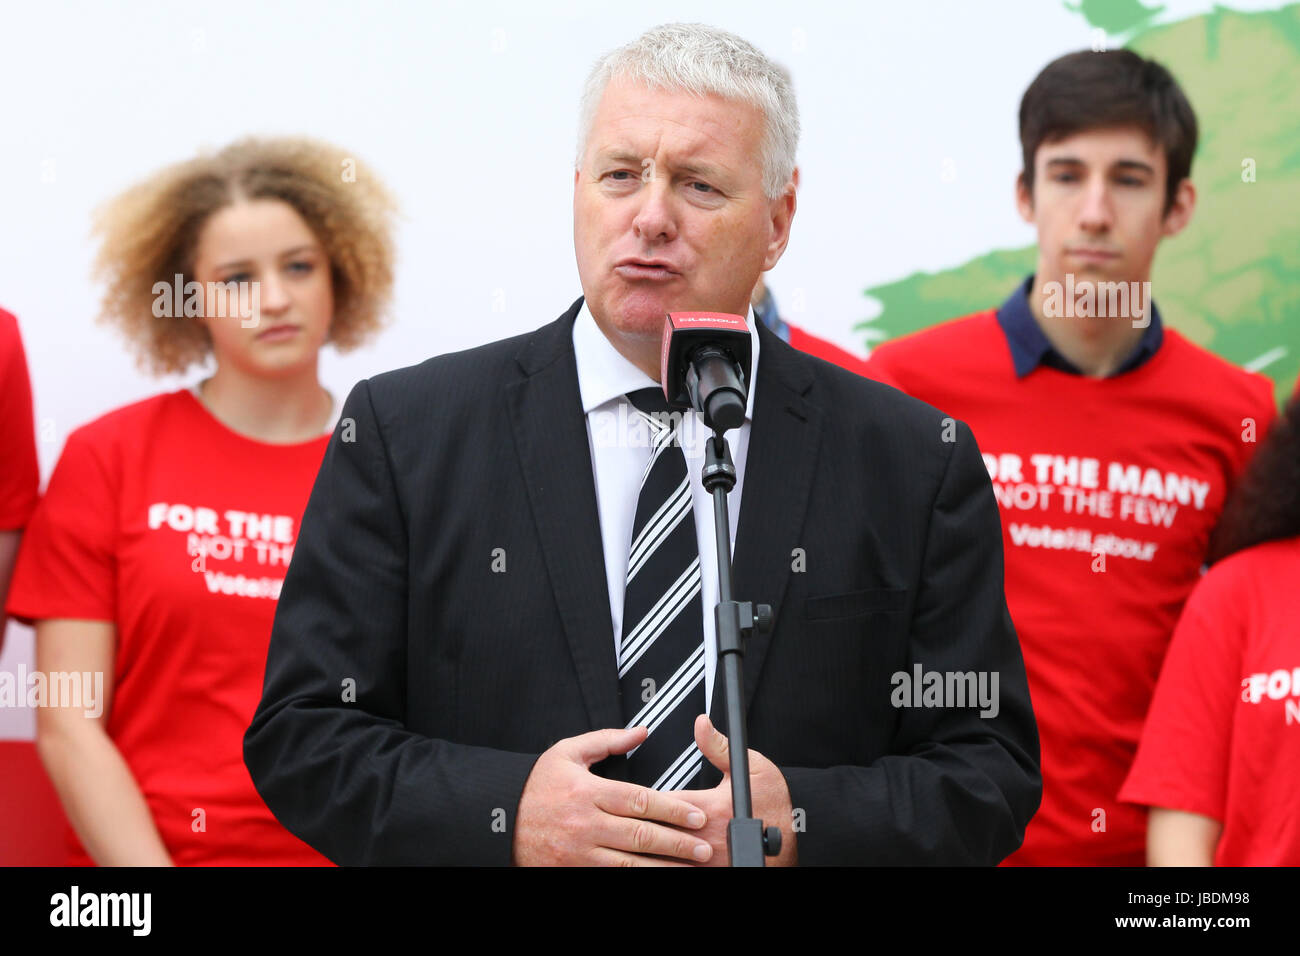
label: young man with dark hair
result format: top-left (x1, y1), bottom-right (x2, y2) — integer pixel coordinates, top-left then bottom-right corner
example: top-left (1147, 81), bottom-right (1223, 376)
top-left (866, 49), bottom-right (1276, 866)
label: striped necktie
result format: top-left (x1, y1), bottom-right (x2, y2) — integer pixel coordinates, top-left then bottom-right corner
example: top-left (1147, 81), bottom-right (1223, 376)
top-left (618, 387), bottom-right (706, 790)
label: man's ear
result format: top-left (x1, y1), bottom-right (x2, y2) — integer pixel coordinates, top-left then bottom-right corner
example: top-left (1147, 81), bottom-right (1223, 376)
top-left (762, 180), bottom-right (797, 271)
top-left (1161, 178), bottom-right (1196, 237)
top-left (1015, 171), bottom-right (1035, 224)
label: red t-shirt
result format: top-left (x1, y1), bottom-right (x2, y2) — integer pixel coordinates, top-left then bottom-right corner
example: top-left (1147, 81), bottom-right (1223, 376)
top-left (0, 308), bottom-right (40, 530)
top-left (6, 388), bottom-right (334, 866)
top-left (866, 311), bottom-right (1277, 865)
top-left (1119, 536), bottom-right (1300, 865)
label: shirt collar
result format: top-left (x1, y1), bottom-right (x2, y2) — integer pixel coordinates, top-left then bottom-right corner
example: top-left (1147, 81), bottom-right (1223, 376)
top-left (573, 298), bottom-right (760, 422)
top-left (996, 274), bottom-right (1164, 378)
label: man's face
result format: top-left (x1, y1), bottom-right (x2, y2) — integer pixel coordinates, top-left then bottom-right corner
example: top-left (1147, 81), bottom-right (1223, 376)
top-left (574, 75), bottom-right (794, 352)
top-left (1017, 125), bottom-right (1193, 290)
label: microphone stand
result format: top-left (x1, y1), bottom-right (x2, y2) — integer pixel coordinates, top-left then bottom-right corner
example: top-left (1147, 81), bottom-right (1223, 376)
top-left (700, 428), bottom-right (781, 867)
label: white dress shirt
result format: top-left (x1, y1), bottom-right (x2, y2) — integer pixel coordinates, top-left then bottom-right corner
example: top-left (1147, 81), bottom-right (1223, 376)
top-left (572, 299), bottom-right (759, 716)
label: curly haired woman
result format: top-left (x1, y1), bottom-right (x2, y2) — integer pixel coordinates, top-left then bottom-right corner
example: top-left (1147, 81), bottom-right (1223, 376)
top-left (5, 137), bottom-right (396, 865)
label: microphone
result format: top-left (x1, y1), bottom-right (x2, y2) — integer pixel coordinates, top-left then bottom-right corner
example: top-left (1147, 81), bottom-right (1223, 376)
top-left (660, 311), bottom-right (752, 432)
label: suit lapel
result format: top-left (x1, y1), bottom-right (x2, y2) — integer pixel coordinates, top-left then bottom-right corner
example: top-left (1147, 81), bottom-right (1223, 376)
top-left (720, 319), bottom-right (824, 725)
top-left (506, 298), bottom-right (625, 747)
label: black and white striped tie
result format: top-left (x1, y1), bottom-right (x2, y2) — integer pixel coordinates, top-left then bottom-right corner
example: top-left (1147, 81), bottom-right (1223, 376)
top-left (618, 387), bottom-right (706, 790)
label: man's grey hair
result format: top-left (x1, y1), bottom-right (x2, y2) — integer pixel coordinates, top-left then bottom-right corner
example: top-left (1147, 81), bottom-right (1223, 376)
top-left (575, 23), bottom-right (799, 201)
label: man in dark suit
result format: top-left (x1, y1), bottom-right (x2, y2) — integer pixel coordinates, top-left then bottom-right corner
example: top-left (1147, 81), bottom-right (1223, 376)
top-left (244, 22), bottom-right (1040, 866)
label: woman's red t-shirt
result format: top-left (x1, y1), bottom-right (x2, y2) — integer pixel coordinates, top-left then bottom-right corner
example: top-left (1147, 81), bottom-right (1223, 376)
top-left (0, 308), bottom-right (40, 530)
top-left (6, 388), bottom-right (335, 866)
top-left (1119, 536), bottom-right (1300, 865)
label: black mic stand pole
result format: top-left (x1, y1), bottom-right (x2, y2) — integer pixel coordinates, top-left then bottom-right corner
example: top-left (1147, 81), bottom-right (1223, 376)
top-left (700, 428), bottom-right (781, 867)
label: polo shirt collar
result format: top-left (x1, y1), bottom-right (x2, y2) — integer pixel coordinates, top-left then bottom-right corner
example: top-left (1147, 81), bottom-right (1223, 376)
top-left (996, 274), bottom-right (1164, 378)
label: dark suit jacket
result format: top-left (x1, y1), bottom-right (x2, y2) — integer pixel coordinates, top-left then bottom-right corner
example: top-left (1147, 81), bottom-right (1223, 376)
top-left (244, 297), bottom-right (1041, 865)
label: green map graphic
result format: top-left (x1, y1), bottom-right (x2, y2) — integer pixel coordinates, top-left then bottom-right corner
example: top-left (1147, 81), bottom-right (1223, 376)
top-left (857, 2), bottom-right (1300, 406)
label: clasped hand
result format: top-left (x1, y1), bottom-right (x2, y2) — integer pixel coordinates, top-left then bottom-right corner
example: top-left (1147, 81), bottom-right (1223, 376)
top-left (513, 715), bottom-right (796, 866)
